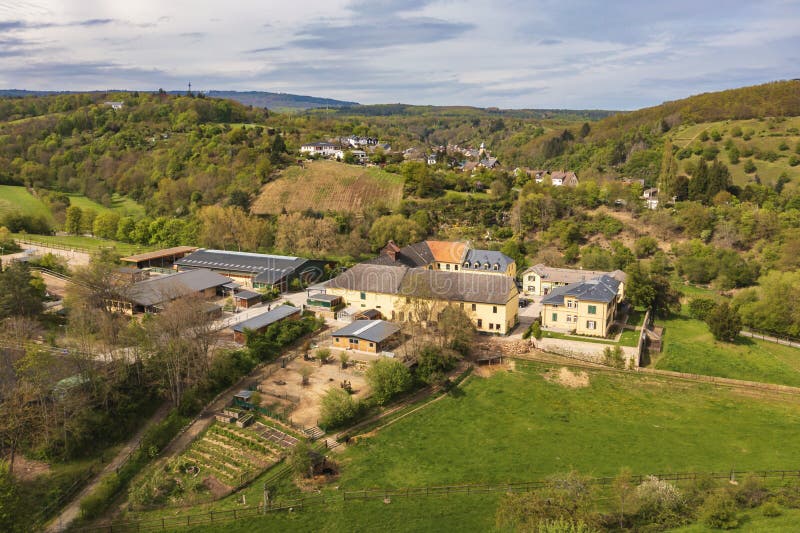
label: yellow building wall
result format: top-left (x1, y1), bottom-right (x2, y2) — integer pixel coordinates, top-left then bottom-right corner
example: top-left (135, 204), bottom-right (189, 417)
top-left (326, 287), bottom-right (519, 335)
top-left (541, 298), bottom-right (615, 337)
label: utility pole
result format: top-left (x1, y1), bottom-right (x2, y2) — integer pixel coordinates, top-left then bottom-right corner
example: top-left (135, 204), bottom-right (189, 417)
top-left (187, 81), bottom-right (192, 96)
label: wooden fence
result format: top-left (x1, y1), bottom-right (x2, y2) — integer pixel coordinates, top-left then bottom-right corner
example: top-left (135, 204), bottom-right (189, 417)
top-left (77, 469), bottom-right (800, 532)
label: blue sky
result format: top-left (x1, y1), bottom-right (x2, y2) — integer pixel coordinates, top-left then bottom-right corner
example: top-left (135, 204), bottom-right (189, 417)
top-left (0, 0), bottom-right (798, 109)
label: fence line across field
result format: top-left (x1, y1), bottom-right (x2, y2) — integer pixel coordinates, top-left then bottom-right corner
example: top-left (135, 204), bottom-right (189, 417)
top-left (77, 468), bottom-right (800, 532)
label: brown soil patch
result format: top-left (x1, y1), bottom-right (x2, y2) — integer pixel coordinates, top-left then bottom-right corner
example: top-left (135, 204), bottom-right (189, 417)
top-left (10, 455), bottom-right (50, 481)
top-left (202, 476), bottom-right (231, 498)
top-left (474, 362), bottom-right (512, 378)
top-left (543, 367), bottom-right (590, 388)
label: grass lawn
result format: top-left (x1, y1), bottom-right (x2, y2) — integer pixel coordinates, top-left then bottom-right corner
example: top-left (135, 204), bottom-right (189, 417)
top-left (443, 190), bottom-right (492, 201)
top-left (0, 185), bottom-right (54, 222)
top-left (542, 328), bottom-right (639, 348)
top-left (13, 233), bottom-right (154, 256)
top-left (654, 311), bottom-right (800, 387)
top-left (127, 360), bottom-right (800, 531)
top-left (67, 192), bottom-right (145, 218)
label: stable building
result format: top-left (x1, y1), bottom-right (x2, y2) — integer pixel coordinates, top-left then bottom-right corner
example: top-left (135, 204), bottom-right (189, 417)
top-left (175, 249), bottom-right (326, 292)
top-left (332, 320), bottom-right (401, 354)
top-left (120, 246), bottom-right (198, 270)
top-left (231, 305), bottom-right (302, 344)
top-left (110, 268), bottom-right (231, 314)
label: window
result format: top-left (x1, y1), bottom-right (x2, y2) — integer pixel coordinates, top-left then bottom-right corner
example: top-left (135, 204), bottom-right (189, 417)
top-left (446, 264), bottom-right (451, 270)
top-left (587, 320), bottom-right (597, 330)
top-left (360, 291), bottom-right (366, 300)
top-left (492, 306), bottom-right (497, 313)
top-left (566, 315), bottom-right (571, 323)
top-left (552, 312), bottom-right (558, 322)
top-left (483, 263), bottom-right (489, 270)
top-left (349, 338), bottom-right (359, 344)
top-left (477, 319), bottom-right (483, 328)
top-left (376, 305), bottom-right (381, 309)
top-left (588, 305), bottom-right (597, 314)
top-left (464, 262), bottom-right (470, 268)
top-left (334, 337), bottom-right (340, 342)
top-left (527, 286), bottom-right (534, 292)
top-left (493, 264), bottom-right (499, 271)
top-left (437, 263), bottom-right (441, 268)
top-left (471, 303), bottom-right (477, 311)
top-left (369, 342), bottom-right (374, 348)
top-left (488, 323), bottom-right (493, 330)
top-left (455, 265), bottom-right (459, 271)
top-left (473, 262), bottom-right (480, 268)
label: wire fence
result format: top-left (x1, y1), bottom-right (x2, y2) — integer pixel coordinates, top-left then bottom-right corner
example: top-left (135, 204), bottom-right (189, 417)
top-left (77, 468), bottom-right (800, 532)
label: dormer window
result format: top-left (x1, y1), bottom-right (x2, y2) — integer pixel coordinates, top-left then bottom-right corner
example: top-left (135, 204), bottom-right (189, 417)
top-left (473, 262), bottom-right (480, 268)
top-left (483, 263), bottom-right (489, 270)
top-left (464, 262), bottom-right (470, 268)
top-left (493, 264), bottom-right (499, 271)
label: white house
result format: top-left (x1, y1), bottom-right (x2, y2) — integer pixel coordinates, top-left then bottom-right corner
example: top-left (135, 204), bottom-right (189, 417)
top-left (334, 149), bottom-right (368, 162)
top-left (300, 142), bottom-right (338, 157)
top-left (104, 101), bottom-right (124, 110)
top-left (427, 153), bottom-right (437, 165)
top-left (642, 188), bottom-right (659, 210)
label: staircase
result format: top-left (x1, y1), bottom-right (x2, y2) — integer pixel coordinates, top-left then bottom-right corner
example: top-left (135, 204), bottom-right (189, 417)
top-left (324, 438), bottom-right (342, 450)
top-left (304, 426), bottom-right (325, 441)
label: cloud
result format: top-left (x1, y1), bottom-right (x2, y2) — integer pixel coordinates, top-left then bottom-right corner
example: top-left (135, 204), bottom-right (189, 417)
top-left (538, 38), bottom-right (561, 45)
top-left (291, 17), bottom-right (474, 49)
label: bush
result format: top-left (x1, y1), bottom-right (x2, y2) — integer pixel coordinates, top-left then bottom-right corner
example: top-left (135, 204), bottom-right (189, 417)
top-left (688, 297), bottom-right (717, 321)
top-left (761, 501), bottom-right (782, 517)
top-left (633, 236), bottom-right (659, 258)
top-left (319, 388), bottom-right (361, 429)
top-left (701, 491), bottom-right (740, 530)
top-left (734, 474), bottom-right (769, 508)
top-left (365, 358), bottom-right (412, 405)
top-left (743, 160), bottom-right (757, 173)
top-left (634, 476), bottom-right (684, 522)
top-left (706, 301), bottom-right (742, 342)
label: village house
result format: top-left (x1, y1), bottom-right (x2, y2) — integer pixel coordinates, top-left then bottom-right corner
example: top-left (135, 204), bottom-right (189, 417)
top-left (642, 187), bottom-right (660, 210)
top-left (535, 171), bottom-right (579, 187)
top-left (325, 262), bottom-right (519, 335)
top-left (104, 101), bottom-right (124, 110)
top-left (331, 320), bottom-right (401, 354)
top-left (230, 305), bottom-right (302, 344)
top-left (300, 141), bottom-right (339, 157)
top-left (341, 135), bottom-right (378, 148)
top-left (174, 249), bottom-right (326, 292)
top-left (108, 268), bottom-right (231, 315)
top-left (521, 264), bottom-right (626, 298)
top-left (540, 275), bottom-right (621, 337)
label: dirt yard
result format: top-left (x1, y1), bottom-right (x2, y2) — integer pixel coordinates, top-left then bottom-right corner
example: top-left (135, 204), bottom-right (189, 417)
top-left (257, 349), bottom-right (386, 427)
top-left (10, 455), bottom-right (50, 481)
top-left (542, 367), bottom-right (590, 388)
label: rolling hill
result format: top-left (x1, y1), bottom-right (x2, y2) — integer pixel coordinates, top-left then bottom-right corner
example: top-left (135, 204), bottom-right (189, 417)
top-left (250, 160), bottom-right (404, 215)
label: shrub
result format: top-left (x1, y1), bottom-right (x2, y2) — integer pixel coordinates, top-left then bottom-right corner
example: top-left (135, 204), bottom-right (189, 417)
top-left (706, 301), bottom-right (741, 342)
top-left (734, 474), bottom-right (769, 508)
top-left (761, 501), bottom-right (782, 517)
top-left (536, 518), bottom-right (598, 532)
top-left (634, 476), bottom-right (684, 522)
top-left (688, 297), bottom-right (717, 321)
top-left (701, 491), bottom-right (740, 530)
top-left (789, 155), bottom-right (800, 167)
top-left (365, 358), bottom-right (412, 405)
top-left (743, 160), bottom-right (757, 173)
top-left (319, 388), bottom-right (360, 429)
top-left (633, 236), bottom-right (659, 258)
top-left (315, 348), bottom-right (331, 365)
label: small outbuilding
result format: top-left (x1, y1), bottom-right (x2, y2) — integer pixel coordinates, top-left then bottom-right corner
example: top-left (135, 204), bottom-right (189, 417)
top-left (231, 305), bottom-right (302, 344)
top-left (332, 320), bottom-right (401, 354)
top-left (233, 290), bottom-right (262, 309)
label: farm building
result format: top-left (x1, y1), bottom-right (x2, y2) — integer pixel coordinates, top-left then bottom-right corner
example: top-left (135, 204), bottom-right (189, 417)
top-left (119, 246), bottom-right (198, 269)
top-left (231, 305), bottom-right (302, 344)
top-left (306, 293), bottom-right (343, 319)
top-left (107, 268), bottom-right (231, 314)
top-left (233, 290), bottom-right (262, 309)
top-left (370, 239), bottom-right (516, 277)
top-left (175, 249), bottom-right (326, 291)
top-left (521, 264), bottom-right (626, 298)
top-left (332, 320), bottom-right (401, 353)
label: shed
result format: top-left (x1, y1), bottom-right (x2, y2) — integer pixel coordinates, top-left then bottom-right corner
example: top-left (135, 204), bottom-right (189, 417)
top-left (231, 305), bottom-right (302, 344)
top-left (120, 246), bottom-right (198, 269)
top-left (306, 293), bottom-right (343, 309)
top-left (233, 290), bottom-right (262, 309)
top-left (332, 320), bottom-right (401, 354)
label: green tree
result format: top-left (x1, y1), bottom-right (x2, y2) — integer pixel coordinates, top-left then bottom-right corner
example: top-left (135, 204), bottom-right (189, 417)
top-left (0, 262), bottom-right (45, 318)
top-left (365, 358), bottom-right (412, 405)
top-left (706, 301), bottom-right (741, 342)
top-left (368, 214), bottom-right (424, 250)
top-left (288, 441), bottom-right (314, 479)
top-left (65, 205), bottom-right (83, 235)
top-left (116, 216), bottom-right (136, 242)
top-left (92, 212), bottom-right (120, 240)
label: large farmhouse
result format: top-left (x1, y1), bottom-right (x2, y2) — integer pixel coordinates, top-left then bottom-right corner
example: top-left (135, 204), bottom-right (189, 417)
top-left (325, 262), bottom-right (519, 335)
top-left (370, 240), bottom-right (516, 277)
top-left (175, 249), bottom-right (326, 291)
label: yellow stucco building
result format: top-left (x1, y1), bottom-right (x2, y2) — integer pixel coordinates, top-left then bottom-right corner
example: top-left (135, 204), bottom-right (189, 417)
top-left (326, 263), bottom-right (519, 335)
top-left (521, 264), bottom-right (626, 299)
top-left (540, 275), bottom-right (621, 337)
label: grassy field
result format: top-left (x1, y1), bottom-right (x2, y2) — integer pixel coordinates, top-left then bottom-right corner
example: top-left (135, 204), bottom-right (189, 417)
top-left (653, 310), bottom-right (800, 387)
top-left (670, 116), bottom-right (800, 188)
top-left (12, 233), bottom-right (153, 255)
top-left (126, 360), bottom-right (800, 531)
top-left (673, 506), bottom-right (800, 532)
top-left (251, 160), bottom-right (404, 215)
top-left (0, 185), bottom-right (144, 222)
top-left (0, 184), bottom-right (54, 222)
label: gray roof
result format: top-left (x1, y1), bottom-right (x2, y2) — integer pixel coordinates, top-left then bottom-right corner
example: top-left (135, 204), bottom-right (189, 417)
top-left (327, 263), bottom-right (408, 294)
top-left (368, 241), bottom-right (434, 268)
top-left (541, 275), bottom-right (621, 305)
top-left (231, 305), bottom-right (301, 333)
top-left (307, 293), bottom-right (340, 302)
top-left (523, 264), bottom-right (627, 285)
top-left (332, 320), bottom-right (401, 343)
top-left (126, 269), bottom-right (231, 307)
top-left (233, 290), bottom-right (261, 300)
top-left (328, 263), bottom-right (517, 305)
top-left (176, 249), bottom-right (313, 281)
top-left (461, 249), bottom-right (514, 273)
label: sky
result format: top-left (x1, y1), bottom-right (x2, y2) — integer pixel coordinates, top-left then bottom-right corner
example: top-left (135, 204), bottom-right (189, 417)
top-left (0, 0), bottom-right (798, 110)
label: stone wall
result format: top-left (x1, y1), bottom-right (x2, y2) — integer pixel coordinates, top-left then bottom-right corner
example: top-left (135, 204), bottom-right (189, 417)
top-left (534, 337), bottom-right (639, 366)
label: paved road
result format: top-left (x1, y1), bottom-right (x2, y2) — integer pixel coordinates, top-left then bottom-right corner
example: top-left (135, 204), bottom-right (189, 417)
top-left (45, 402), bottom-right (172, 532)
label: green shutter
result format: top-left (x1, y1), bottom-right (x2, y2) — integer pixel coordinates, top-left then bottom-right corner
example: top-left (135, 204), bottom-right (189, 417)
top-left (588, 305), bottom-right (596, 314)
top-left (552, 312), bottom-right (557, 322)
